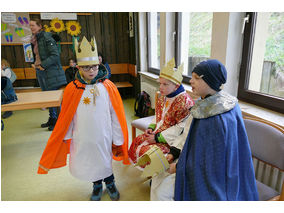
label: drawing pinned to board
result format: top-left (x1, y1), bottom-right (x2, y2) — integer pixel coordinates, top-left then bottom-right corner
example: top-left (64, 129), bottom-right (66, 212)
top-left (1, 23), bottom-right (7, 32)
top-left (4, 33), bottom-right (13, 42)
top-left (18, 16), bottom-right (24, 25)
top-left (23, 43), bottom-right (34, 63)
top-left (18, 16), bottom-right (29, 25)
top-left (1, 12), bottom-right (32, 44)
top-left (15, 28), bottom-right (25, 37)
top-left (23, 17), bottom-right (29, 25)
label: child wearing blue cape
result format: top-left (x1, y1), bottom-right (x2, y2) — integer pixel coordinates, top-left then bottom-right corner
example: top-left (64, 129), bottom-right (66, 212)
top-left (169, 59), bottom-right (259, 201)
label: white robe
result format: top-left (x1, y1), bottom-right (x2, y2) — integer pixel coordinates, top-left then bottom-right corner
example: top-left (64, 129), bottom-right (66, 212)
top-left (64, 83), bottom-right (124, 182)
top-left (150, 115), bottom-right (193, 201)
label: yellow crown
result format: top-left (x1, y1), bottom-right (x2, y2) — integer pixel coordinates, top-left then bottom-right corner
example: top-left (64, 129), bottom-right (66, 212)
top-left (75, 36), bottom-right (99, 66)
top-left (160, 58), bottom-right (183, 84)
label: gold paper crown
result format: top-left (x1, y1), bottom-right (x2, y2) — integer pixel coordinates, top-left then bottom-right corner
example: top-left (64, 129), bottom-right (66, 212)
top-left (75, 36), bottom-right (99, 66)
top-left (160, 58), bottom-right (183, 84)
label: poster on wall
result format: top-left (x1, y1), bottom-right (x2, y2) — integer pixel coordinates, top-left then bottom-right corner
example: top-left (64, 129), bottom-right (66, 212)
top-left (40, 12), bottom-right (77, 20)
top-left (23, 43), bottom-right (34, 62)
top-left (1, 12), bottom-right (32, 44)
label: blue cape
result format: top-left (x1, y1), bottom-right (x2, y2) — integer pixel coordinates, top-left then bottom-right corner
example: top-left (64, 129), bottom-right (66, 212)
top-left (174, 99), bottom-right (259, 201)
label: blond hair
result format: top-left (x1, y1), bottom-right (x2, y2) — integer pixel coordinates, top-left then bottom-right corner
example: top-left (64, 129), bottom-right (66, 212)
top-left (1, 59), bottom-right (10, 68)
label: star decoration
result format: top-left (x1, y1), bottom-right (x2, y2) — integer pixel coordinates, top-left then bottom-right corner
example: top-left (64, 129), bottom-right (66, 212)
top-left (83, 97), bottom-right (91, 105)
top-left (165, 100), bottom-right (170, 108)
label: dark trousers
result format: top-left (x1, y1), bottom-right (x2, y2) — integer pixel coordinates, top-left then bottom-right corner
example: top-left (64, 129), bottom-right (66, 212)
top-left (36, 69), bottom-right (58, 119)
top-left (93, 174), bottom-right (114, 185)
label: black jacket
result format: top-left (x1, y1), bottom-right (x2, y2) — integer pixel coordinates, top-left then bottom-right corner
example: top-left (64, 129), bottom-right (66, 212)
top-left (65, 66), bottom-right (79, 84)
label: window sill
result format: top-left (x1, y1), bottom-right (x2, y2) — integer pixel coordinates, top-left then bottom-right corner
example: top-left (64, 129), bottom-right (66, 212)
top-left (239, 101), bottom-right (284, 128)
top-left (139, 71), bottom-right (159, 80)
top-left (139, 71), bottom-right (284, 128)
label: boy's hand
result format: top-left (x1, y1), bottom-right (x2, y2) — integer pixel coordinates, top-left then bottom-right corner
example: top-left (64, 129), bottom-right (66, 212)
top-left (167, 163), bottom-right (176, 174)
top-left (166, 154), bottom-right (174, 163)
top-left (145, 128), bottom-right (153, 136)
top-left (37, 65), bottom-right (45, 70)
top-left (112, 144), bottom-right (123, 157)
top-left (145, 134), bottom-right (155, 144)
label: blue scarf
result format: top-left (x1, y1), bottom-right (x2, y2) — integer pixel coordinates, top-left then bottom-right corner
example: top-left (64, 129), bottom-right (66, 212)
top-left (166, 84), bottom-right (185, 98)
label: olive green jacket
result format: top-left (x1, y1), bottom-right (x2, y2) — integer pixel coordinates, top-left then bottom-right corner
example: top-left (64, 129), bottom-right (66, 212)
top-left (33, 31), bottom-right (66, 89)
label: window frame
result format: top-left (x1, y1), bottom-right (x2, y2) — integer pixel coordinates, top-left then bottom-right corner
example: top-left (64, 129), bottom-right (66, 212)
top-left (176, 12), bottom-right (213, 85)
top-left (238, 12), bottom-right (284, 114)
top-left (147, 12), bottom-right (160, 75)
top-left (147, 12), bottom-right (180, 78)
top-left (176, 12), bottom-right (191, 84)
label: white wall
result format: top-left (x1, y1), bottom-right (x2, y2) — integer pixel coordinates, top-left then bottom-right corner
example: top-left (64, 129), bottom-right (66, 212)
top-left (211, 12), bottom-right (230, 65)
top-left (160, 12), bottom-right (176, 68)
top-left (225, 12), bottom-right (246, 96)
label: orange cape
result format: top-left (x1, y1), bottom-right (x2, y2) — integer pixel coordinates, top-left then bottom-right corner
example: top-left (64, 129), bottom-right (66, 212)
top-left (38, 79), bottom-right (130, 174)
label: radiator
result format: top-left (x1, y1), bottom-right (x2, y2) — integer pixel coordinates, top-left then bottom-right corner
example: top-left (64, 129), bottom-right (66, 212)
top-left (141, 82), bottom-right (158, 109)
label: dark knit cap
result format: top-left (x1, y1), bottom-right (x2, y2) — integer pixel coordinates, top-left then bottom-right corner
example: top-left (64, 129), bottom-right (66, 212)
top-left (192, 59), bottom-right (227, 91)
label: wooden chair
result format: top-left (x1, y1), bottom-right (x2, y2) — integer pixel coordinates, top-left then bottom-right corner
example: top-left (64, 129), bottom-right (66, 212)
top-left (243, 117), bottom-right (284, 201)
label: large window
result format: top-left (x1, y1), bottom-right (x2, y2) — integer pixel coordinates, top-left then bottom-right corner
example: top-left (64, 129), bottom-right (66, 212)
top-left (238, 12), bottom-right (284, 113)
top-left (177, 12), bottom-right (213, 78)
top-left (147, 12), bottom-right (213, 81)
top-left (147, 12), bottom-right (160, 73)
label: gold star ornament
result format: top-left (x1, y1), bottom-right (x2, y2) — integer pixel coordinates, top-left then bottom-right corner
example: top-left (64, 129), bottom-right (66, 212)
top-left (83, 97), bottom-right (91, 105)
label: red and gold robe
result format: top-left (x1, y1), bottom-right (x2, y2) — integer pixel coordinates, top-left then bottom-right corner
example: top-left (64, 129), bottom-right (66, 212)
top-left (128, 91), bottom-right (194, 165)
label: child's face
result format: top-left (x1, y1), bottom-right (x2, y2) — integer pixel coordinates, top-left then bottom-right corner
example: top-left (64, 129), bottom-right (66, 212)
top-left (69, 60), bottom-right (76, 67)
top-left (98, 56), bottom-right (102, 64)
top-left (159, 77), bottom-right (179, 96)
top-left (190, 72), bottom-right (212, 98)
top-left (80, 65), bottom-right (99, 81)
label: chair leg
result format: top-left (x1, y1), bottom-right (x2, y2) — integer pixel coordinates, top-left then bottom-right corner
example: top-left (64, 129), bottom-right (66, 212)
top-left (132, 126), bottom-right (136, 142)
top-left (279, 181), bottom-right (284, 201)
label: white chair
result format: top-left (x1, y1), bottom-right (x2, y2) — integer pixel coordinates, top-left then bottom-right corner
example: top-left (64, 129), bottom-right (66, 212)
top-left (131, 115), bottom-right (155, 142)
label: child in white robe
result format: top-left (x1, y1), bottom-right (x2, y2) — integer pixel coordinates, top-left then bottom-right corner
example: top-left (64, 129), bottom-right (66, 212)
top-left (63, 64), bottom-right (124, 201)
top-left (38, 36), bottom-right (129, 201)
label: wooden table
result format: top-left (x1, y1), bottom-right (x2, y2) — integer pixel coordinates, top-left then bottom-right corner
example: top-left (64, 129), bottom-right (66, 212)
top-left (1, 90), bottom-right (63, 112)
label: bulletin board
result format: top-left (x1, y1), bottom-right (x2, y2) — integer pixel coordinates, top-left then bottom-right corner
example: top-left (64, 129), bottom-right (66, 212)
top-left (1, 12), bottom-right (32, 44)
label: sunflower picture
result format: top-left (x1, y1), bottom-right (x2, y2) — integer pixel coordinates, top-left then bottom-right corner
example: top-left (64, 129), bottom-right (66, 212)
top-left (66, 21), bottom-right (81, 36)
top-left (50, 18), bottom-right (65, 33)
top-left (43, 25), bottom-right (51, 32)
